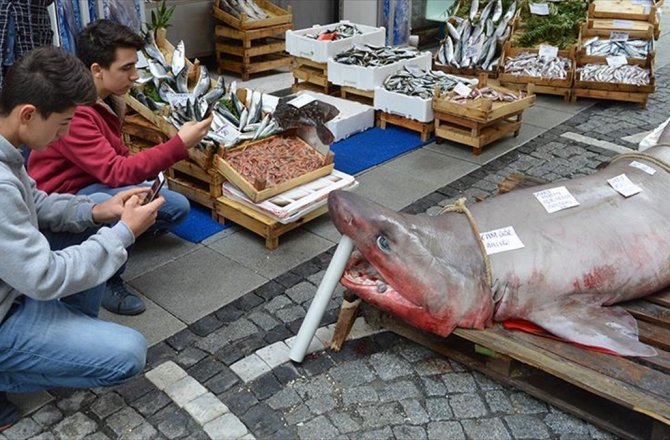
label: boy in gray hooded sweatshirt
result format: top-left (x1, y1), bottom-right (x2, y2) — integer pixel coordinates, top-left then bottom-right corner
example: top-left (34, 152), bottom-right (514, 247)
top-left (0, 46), bottom-right (164, 430)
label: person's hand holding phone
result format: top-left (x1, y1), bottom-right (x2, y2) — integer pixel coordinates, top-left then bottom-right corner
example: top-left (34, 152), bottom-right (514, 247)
top-left (121, 194), bottom-right (164, 238)
top-left (177, 114), bottom-right (214, 149)
top-left (142, 172), bottom-right (166, 205)
top-left (92, 186), bottom-right (151, 224)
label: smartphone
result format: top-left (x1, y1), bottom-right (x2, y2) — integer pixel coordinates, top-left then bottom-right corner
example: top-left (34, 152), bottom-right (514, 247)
top-left (201, 102), bottom-right (214, 120)
top-left (142, 171), bottom-right (166, 205)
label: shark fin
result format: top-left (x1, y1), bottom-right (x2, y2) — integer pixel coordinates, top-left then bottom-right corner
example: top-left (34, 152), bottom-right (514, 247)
top-left (523, 297), bottom-right (657, 357)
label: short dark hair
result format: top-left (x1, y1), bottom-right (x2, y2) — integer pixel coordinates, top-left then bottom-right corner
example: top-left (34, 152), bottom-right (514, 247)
top-left (76, 19), bottom-right (145, 69)
top-left (0, 46), bottom-right (97, 117)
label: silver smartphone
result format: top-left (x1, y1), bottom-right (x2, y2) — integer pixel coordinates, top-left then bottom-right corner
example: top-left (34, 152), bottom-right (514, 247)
top-left (142, 171), bottom-right (166, 205)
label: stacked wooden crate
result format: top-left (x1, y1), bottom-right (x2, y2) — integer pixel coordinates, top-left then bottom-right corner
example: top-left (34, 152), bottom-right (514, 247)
top-left (212, 0), bottom-right (293, 81)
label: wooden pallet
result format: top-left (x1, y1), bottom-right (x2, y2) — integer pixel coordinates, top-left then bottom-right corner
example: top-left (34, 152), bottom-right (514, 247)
top-left (291, 57), bottom-right (339, 95)
top-left (434, 111), bottom-right (522, 155)
top-left (215, 194), bottom-right (328, 250)
top-left (376, 111), bottom-right (434, 142)
top-left (215, 23), bottom-right (293, 81)
top-left (340, 86), bottom-right (374, 105)
top-left (167, 160), bottom-right (224, 212)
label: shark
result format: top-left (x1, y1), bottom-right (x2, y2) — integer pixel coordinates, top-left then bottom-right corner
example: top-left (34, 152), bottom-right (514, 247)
top-left (327, 146), bottom-right (670, 357)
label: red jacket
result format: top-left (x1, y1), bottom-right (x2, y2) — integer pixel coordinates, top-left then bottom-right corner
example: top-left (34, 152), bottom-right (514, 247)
top-left (28, 103), bottom-right (187, 194)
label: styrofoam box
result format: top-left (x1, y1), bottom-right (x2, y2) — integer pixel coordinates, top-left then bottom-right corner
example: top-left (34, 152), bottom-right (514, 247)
top-left (297, 91), bottom-right (375, 142)
top-left (286, 20), bottom-right (386, 63)
top-left (374, 86), bottom-right (433, 123)
top-left (327, 51), bottom-right (432, 91)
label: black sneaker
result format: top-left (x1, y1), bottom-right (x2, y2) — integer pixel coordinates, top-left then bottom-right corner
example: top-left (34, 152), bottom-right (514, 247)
top-left (0, 392), bottom-right (19, 432)
top-left (101, 277), bottom-right (146, 316)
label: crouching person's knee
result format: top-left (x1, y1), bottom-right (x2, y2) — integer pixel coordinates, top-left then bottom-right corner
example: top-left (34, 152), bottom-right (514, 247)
top-left (98, 327), bottom-right (147, 387)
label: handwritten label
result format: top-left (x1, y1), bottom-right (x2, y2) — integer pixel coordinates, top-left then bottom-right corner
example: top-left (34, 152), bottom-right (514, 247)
top-left (480, 226), bottom-right (525, 255)
top-left (538, 44), bottom-right (558, 59)
top-left (606, 55), bottom-right (628, 67)
top-left (608, 174), bottom-right (642, 197)
top-left (610, 31), bottom-right (629, 42)
top-left (215, 122), bottom-right (240, 143)
top-left (454, 82), bottom-right (472, 97)
top-left (530, 2), bottom-right (550, 15)
top-left (613, 19), bottom-right (634, 29)
top-left (533, 186), bottom-right (580, 214)
top-left (288, 94), bottom-right (316, 108)
top-left (629, 160), bottom-right (657, 175)
top-left (165, 92), bottom-right (190, 107)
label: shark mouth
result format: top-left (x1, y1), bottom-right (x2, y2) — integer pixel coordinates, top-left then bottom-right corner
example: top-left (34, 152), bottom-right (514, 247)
top-left (341, 250), bottom-right (395, 295)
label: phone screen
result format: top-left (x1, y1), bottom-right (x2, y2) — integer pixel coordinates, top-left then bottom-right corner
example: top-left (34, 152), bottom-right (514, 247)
top-left (142, 171), bottom-right (166, 205)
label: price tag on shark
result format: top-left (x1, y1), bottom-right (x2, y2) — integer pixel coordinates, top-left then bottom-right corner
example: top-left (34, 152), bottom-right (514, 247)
top-left (480, 226), bottom-right (525, 255)
top-left (608, 174), bottom-right (642, 197)
top-left (538, 44), bottom-right (558, 60)
top-left (165, 92), bottom-right (190, 107)
top-left (454, 82), bottom-right (472, 97)
top-left (629, 160), bottom-right (657, 175)
top-left (533, 186), bottom-right (580, 214)
top-left (613, 19), bottom-right (634, 29)
top-left (606, 55), bottom-right (628, 67)
top-left (610, 31), bottom-right (629, 42)
top-left (288, 94), bottom-right (316, 109)
top-left (529, 2), bottom-right (550, 15)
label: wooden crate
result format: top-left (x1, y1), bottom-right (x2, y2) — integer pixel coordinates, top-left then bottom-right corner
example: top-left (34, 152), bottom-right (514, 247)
top-left (215, 194), bottom-right (328, 250)
top-left (573, 59), bottom-right (655, 107)
top-left (434, 112), bottom-right (523, 155)
top-left (215, 23), bottom-right (293, 81)
top-left (588, 1), bottom-right (660, 38)
top-left (167, 160), bottom-right (225, 212)
top-left (123, 113), bottom-right (170, 145)
top-left (377, 111), bottom-right (434, 142)
top-left (588, 17), bottom-right (658, 40)
top-left (215, 135), bottom-right (334, 203)
top-left (576, 23), bottom-right (655, 68)
top-left (212, 0), bottom-right (292, 30)
top-left (499, 43), bottom-right (575, 101)
top-left (340, 86), bottom-right (374, 105)
top-left (291, 57), bottom-right (339, 95)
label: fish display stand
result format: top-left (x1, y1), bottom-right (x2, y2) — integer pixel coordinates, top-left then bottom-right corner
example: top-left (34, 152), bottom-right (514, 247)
top-left (340, 86), bottom-right (375, 106)
top-left (588, 0), bottom-right (661, 40)
top-left (576, 23), bottom-right (656, 69)
top-left (291, 57), bottom-right (340, 95)
top-left (499, 43), bottom-right (575, 101)
top-left (212, 0), bottom-right (292, 31)
top-left (376, 112), bottom-right (434, 142)
top-left (167, 160), bottom-right (225, 213)
top-left (215, 195), bottom-right (329, 250)
top-left (432, 78), bottom-right (536, 156)
top-left (214, 22), bottom-right (293, 81)
top-left (588, 16), bottom-right (659, 40)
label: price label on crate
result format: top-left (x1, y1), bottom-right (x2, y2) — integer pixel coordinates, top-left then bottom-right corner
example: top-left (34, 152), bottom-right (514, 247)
top-left (613, 19), bottom-right (635, 29)
top-left (529, 2), bottom-right (550, 15)
top-left (215, 123), bottom-right (240, 143)
top-left (538, 44), bottom-right (558, 60)
top-left (608, 174), bottom-right (642, 197)
top-left (610, 31), bottom-right (629, 42)
top-left (288, 94), bottom-right (316, 109)
top-left (454, 82), bottom-right (472, 97)
top-left (606, 55), bottom-right (628, 67)
top-left (165, 92), bottom-right (190, 107)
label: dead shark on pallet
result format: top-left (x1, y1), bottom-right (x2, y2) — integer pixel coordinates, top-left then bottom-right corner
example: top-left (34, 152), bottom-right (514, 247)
top-left (327, 146), bottom-right (670, 357)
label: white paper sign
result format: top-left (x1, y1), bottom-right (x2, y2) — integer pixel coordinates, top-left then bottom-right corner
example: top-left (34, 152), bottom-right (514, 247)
top-left (613, 19), bottom-right (634, 29)
top-left (533, 186), bottom-right (580, 214)
top-left (629, 160), bottom-right (657, 175)
top-left (607, 55), bottom-right (628, 67)
top-left (454, 82), bottom-right (472, 97)
top-left (165, 92), bottom-right (190, 107)
top-left (538, 44), bottom-right (558, 59)
top-left (608, 174), bottom-right (642, 197)
top-left (288, 94), bottom-right (316, 108)
top-left (530, 2), bottom-right (550, 15)
top-left (215, 123), bottom-right (240, 143)
top-left (610, 31), bottom-right (629, 42)
top-left (480, 226), bottom-right (525, 255)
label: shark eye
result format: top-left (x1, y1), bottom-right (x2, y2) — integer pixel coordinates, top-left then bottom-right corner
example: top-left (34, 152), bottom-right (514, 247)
top-left (376, 235), bottom-right (391, 253)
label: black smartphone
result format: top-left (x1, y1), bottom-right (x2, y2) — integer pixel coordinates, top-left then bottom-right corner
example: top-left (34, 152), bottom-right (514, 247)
top-left (142, 171), bottom-right (166, 205)
top-left (202, 102), bottom-right (214, 120)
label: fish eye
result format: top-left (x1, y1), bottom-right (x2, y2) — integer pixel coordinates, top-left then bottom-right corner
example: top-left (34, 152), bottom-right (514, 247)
top-left (376, 235), bottom-right (391, 253)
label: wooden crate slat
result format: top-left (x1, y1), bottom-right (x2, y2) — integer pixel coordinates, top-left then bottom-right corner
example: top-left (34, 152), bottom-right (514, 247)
top-left (647, 290), bottom-right (670, 308)
top-left (212, 0), bottom-right (292, 31)
top-left (624, 301), bottom-right (670, 328)
top-left (638, 320), bottom-right (670, 353)
top-left (215, 23), bottom-right (293, 41)
top-left (377, 112), bottom-right (434, 142)
top-left (216, 39), bottom-right (285, 57)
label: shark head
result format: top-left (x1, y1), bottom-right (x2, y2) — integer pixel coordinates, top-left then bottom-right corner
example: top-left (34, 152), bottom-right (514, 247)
top-left (328, 191), bottom-right (494, 336)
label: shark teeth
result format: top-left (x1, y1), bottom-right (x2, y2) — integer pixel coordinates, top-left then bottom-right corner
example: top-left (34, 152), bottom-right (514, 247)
top-left (343, 251), bottom-right (391, 291)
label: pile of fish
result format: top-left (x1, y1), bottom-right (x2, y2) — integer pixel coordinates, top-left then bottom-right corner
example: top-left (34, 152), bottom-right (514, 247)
top-left (577, 64), bottom-right (651, 85)
top-left (447, 86), bottom-right (524, 103)
top-left (436, 0), bottom-right (517, 71)
top-left (130, 32), bottom-right (280, 149)
top-left (382, 67), bottom-right (477, 99)
top-left (305, 23), bottom-right (362, 41)
top-left (582, 37), bottom-right (652, 59)
top-left (217, 0), bottom-right (268, 20)
top-left (333, 44), bottom-right (421, 67)
top-left (504, 52), bottom-right (571, 79)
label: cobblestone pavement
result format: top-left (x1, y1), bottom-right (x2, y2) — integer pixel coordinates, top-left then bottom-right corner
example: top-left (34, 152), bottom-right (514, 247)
top-left (4, 68), bottom-right (668, 440)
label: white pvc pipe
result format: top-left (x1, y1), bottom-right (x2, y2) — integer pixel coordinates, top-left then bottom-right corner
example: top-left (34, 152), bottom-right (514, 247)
top-left (289, 235), bottom-right (355, 363)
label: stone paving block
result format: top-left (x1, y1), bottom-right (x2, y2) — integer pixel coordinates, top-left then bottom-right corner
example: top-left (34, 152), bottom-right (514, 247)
top-left (29, 433), bottom-right (56, 440)
top-left (377, 380), bottom-right (421, 402)
top-left (461, 417), bottom-right (511, 440)
top-left (285, 281), bottom-right (316, 305)
top-left (113, 377), bottom-right (155, 404)
top-left (247, 310), bottom-right (280, 331)
top-left (164, 376), bottom-right (208, 408)
top-left (264, 295), bottom-right (292, 313)
top-left (543, 410), bottom-right (589, 436)
top-left (188, 358), bottom-right (226, 383)
top-left (204, 368), bottom-right (241, 395)
top-left (441, 372), bottom-right (478, 393)
top-left (472, 371), bottom-right (504, 391)
top-left (356, 402), bottom-right (406, 428)
top-left (219, 387), bottom-right (259, 415)
top-left (145, 361), bottom-right (187, 391)
top-left (393, 425), bottom-right (427, 440)
top-left (314, 325), bottom-right (335, 346)
top-left (505, 414), bottom-right (551, 439)
top-left (177, 346), bottom-right (209, 369)
top-left (292, 375), bottom-right (334, 401)
top-left (240, 403), bottom-right (285, 438)
top-left (266, 388), bottom-right (302, 410)
top-left (369, 352), bottom-right (413, 381)
top-left (420, 376), bottom-right (447, 396)
top-left (52, 412), bottom-right (97, 440)
top-left (342, 386), bottom-right (378, 405)
top-left (118, 421), bottom-right (158, 440)
top-left (301, 352), bottom-right (336, 377)
top-left (184, 393), bottom-right (229, 425)
top-left (190, 315), bottom-right (224, 337)
top-left (55, 390), bottom-right (95, 414)
top-left (249, 373), bottom-right (282, 400)
top-left (358, 426), bottom-right (394, 440)
top-left (414, 357), bottom-right (452, 377)
top-left (263, 325), bottom-right (293, 345)
top-left (130, 390), bottom-right (171, 418)
top-left (151, 404), bottom-right (192, 439)
top-left (105, 407), bottom-right (144, 437)
top-left (450, 393), bottom-right (488, 419)
top-left (31, 404), bottom-right (63, 428)
top-left (284, 404), bottom-right (312, 425)
top-left (425, 397), bottom-right (454, 421)
top-left (81, 434), bottom-right (110, 440)
top-left (230, 354), bottom-right (271, 383)
top-left (347, 317), bottom-right (383, 340)
top-left (328, 412), bottom-right (360, 434)
top-left (215, 344), bottom-right (245, 366)
top-left (255, 341), bottom-right (290, 369)
top-left (3, 418), bottom-right (42, 440)
top-left (203, 413), bottom-right (248, 439)
top-left (275, 305), bottom-right (306, 324)
top-left (296, 415), bottom-right (339, 440)
top-left (486, 390), bottom-right (514, 414)
top-left (305, 394), bottom-right (336, 415)
top-left (328, 361), bottom-right (375, 387)
top-left (427, 421), bottom-right (465, 440)
top-left (273, 363), bottom-right (302, 385)
top-left (510, 392), bottom-right (548, 414)
top-left (401, 399), bottom-right (429, 425)
top-left (90, 392), bottom-right (125, 420)
top-left (285, 334), bottom-right (325, 356)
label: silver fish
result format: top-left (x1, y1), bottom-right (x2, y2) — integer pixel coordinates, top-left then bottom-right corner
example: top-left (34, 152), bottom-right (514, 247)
top-left (446, 21), bottom-right (460, 41)
top-left (147, 59), bottom-right (169, 80)
top-left (171, 41), bottom-right (186, 76)
top-left (192, 66), bottom-right (210, 99)
top-left (479, 0), bottom-right (495, 22)
top-left (469, 0), bottom-right (479, 21)
top-left (492, 0), bottom-right (503, 22)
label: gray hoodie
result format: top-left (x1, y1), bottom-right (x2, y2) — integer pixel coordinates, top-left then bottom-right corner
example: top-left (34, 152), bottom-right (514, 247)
top-left (0, 135), bottom-right (135, 323)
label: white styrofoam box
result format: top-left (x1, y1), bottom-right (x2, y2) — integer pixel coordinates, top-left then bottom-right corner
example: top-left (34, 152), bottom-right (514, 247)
top-left (374, 86), bottom-right (433, 123)
top-left (327, 51), bottom-right (432, 91)
top-left (222, 170), bottom-right (358, 224)
top-left (296, 91), bottom-right (375, 142)
top-left (286, 21), bottom-right (386, 63)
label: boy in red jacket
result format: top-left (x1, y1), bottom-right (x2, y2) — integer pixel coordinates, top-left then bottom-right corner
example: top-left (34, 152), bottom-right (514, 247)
top-left (28, 20), bottom-right (212, 315)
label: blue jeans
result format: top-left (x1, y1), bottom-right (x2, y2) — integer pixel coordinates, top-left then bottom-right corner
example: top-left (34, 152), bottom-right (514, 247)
top-left (0, 228), bottom-right (147, 393)
top-left (77, 181), bottom-right (190, 236)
